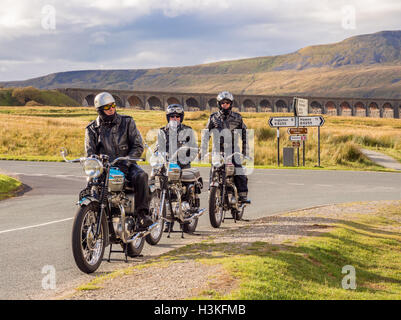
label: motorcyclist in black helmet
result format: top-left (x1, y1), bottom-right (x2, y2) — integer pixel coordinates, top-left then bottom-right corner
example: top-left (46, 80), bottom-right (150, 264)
top-left (155, 104), bottom-right (198, 232)
top-left (201, 91), bottom-right (250, 203)
top-left (85, 92), bottom-right (153, 228)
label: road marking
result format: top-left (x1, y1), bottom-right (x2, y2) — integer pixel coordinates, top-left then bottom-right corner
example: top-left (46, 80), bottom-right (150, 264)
top-left (0, 217), bottom-right (73, 235)
top-left (12, 173), bottom-right (85, 179)
top-left (287, 183), bottom-right (305, 186)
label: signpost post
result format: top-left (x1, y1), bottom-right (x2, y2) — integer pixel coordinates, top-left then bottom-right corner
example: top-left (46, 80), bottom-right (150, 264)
top-left (269, 97), bottom-right (325, 167)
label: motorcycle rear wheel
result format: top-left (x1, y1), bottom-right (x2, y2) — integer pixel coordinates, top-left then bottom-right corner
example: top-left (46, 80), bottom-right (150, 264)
top-left (71, 202), bottom-right (107, 274)
top-left (182, 217), bottom-right (198, 233)
top-left (121, 237), bottom-right (145, 257)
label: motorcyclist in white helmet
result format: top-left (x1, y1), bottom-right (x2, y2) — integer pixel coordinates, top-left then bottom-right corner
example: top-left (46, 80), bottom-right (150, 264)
top-left (85, 92), bottom-right (153, 228)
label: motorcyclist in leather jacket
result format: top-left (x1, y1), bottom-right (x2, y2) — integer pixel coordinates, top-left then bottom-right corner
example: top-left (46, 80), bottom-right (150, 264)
top-left (201, 91), bottom-right (250, 203)
top-left (155, 104), bottom-right (198, 232)
top-left (85, 92), bottom-right (153, 228)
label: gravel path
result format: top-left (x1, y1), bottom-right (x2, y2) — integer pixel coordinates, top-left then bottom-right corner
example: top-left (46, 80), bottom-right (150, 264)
top-left (49, 200), bottom-right (401, 300)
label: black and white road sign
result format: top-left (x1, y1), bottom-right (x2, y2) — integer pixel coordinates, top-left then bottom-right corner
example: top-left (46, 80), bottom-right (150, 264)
top-left (298, 116), bottom-right (325, 127)
top-left (268, 117), bottom-right (296, 127)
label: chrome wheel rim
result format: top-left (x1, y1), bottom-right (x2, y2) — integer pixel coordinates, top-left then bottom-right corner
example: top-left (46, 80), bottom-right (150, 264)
top-left (81, 210), bottom-right (103, 266)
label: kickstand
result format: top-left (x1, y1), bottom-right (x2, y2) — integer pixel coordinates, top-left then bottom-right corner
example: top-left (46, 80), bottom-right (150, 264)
top-left (181, 224), bottom-right (185, 239)
top-left (167, 221), bottom-right (172, 238)
top-left (107, 243), bottom-right (128, 263)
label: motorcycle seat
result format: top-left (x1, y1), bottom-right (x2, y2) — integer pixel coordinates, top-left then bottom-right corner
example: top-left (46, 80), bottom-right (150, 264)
top-left (181, 168), bottom-right (201, 182)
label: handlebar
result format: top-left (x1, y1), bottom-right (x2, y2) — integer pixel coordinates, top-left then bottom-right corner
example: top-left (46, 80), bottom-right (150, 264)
top-left (60, 148), bottom-right (144, 165)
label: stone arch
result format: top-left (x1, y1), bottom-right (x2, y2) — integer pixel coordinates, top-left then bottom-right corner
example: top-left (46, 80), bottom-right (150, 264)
top-left (83, 94), bottom-right (95, 107)
top-left (368, 102), bottom-right (380, 118)
top-left (275, 100), bottom-right (288, 113)
top-left (127, 95), bottom-right (143, 109)
top-left (112, 95), bottom-right (123, 107)
top-left (185, 97), bottom-right (200, 111)
top-left (167, 97), bottom-right (181, 107)
top-left (259, 99), bottom-right (272, 112)
top-left (382, 102), bottom-right (394, 118)
top-left (148, 96), bottom-right (162, 110)
top-left (310, 101), bottom-right (323, 114)
top-left (354, 101), bottom-right (367, 117)
top-left (325, 101), bottom-right (337, 116)
top-left (208, 98), bottom-right (217, 111)
top-left (340, 101), bottom-right (352, 116)
top-left (243, 99), bottom-right (256, 112)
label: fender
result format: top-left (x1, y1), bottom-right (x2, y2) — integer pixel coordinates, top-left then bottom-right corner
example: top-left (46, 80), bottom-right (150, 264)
top-left (77, 196), bottom-right (99, 207)
top-left (210, 181), bottom-right (219, 187)
top-left (76, 196), bottom-right (109, 246)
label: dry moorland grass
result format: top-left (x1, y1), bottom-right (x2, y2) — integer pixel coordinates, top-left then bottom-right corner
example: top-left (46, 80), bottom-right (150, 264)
top-left (0, 106), bottom-right (400, 169)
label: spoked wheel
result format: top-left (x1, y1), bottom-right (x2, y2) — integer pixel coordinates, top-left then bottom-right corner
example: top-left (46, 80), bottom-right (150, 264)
top-left (71, 202), bottom-right (107, 274)
top-left (146, 189), bottom-right (166, 245)
top-left (209, 186), bottom-right (223, 228)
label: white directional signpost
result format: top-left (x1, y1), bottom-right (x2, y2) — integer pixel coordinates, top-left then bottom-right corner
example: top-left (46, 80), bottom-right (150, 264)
top-left (268, 97), bottom-right (325, 167)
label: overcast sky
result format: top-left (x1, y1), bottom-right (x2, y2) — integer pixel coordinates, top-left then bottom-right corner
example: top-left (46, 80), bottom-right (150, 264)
top-left (0, 0), bottom-right (400, 81)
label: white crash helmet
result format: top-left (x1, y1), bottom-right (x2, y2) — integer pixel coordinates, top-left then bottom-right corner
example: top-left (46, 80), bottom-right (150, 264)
top-left (217, 91), bottom-right (234, 108)
top-left (94, 92), bottom-right (115, 109)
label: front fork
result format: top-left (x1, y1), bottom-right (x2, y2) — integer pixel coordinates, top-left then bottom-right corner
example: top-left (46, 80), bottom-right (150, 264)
top-left (95, 169), bottom-right (110, 238)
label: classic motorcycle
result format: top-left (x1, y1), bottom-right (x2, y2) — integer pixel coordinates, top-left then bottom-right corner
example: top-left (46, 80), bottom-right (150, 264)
top-left (61, 149), bottom-right (163, 274)
top-left (208, 152), bottom-right (251, 228)
top-left (148, 145), bottom-right (205, 238)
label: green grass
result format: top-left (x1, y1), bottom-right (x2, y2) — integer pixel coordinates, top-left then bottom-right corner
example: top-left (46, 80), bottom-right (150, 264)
top-left (0, 174), bottom-right (21, 200)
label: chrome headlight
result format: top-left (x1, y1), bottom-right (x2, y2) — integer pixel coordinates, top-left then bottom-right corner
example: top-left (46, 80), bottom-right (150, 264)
top-left (150, 153), bottom-right (165, 169)
top-left (83, 158), bottom-right (103, 178)
top-left (212, 153), bottom-right (224, 168)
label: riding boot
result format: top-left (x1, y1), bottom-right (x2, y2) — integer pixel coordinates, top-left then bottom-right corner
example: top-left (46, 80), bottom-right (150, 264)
top-left (138, 209), bottom-right (153, 228)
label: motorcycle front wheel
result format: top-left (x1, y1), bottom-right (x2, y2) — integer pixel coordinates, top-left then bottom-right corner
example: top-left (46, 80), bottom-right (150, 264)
top-left (146, 189), bottom-right (166, 245)
top-left (71, 202), bottom-right (107, 274)
top-left (209, 186), bottom-right (223, 228)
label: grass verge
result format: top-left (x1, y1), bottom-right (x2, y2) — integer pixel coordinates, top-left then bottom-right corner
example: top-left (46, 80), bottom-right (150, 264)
top-left (0, 174), bottom-right (22, 200)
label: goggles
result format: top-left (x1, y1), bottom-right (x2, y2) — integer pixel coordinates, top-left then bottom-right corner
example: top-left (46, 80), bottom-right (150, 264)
top-left (102, 103), bottom-right (116, 111)
top-left (167, 106), bottom-right (183, 114)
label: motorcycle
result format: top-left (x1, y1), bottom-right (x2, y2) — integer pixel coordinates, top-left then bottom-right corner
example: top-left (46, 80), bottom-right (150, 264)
top-left (148, 145), bottom-right (205, 238)
top-left (208, 152), bottom-right (251, 228)
top-left (61, 149), bottom-right (162, 274)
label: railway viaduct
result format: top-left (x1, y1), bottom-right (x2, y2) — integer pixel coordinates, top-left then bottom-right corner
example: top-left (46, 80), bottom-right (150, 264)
top-left (58, 88), bottom-right (401, 118)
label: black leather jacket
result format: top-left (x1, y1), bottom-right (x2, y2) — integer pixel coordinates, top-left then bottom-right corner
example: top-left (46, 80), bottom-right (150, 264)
top-left (201, 110), bottom-right (248, 156)
top-left (85, 114), bottom-right (144, 163)
top-left (155, 123), bottom-right (198, 169)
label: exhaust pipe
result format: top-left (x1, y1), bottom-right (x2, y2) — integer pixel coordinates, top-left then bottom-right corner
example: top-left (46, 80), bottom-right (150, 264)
top-left (184, 208), bottom-right (206, 222)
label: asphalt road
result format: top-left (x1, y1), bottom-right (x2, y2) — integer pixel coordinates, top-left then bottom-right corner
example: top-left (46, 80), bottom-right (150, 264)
top-left (0, 160), bottom-right (400, 299)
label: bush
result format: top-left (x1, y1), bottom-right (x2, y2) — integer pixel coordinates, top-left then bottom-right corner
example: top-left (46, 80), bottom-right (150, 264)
top-left (12, 87), bottom-right (41, 104)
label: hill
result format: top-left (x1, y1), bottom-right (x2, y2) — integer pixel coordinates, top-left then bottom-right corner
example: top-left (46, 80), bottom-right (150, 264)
top-left (2, 30), bottom-right (401, 99)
